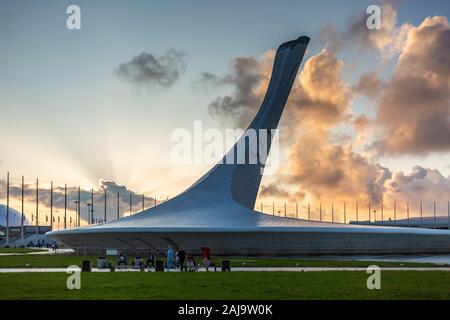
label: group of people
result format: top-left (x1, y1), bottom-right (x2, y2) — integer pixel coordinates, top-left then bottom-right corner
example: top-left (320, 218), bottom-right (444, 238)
top-left (26, 240), bottom-right (58, 251)
top-left (116, 245), bottom-right (214, 272)
top-left (166, 245), bottom-right (214, 271)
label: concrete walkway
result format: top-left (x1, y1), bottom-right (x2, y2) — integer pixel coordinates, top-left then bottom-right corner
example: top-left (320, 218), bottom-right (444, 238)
top-left (1, 267), bottom-right (450, 273)
top-left (0, 248), bottom-right (74, 256)
top-left (308, 254), bottom-right (450, 265)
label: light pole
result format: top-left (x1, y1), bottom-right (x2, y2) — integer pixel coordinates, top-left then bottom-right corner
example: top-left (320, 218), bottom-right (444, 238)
top-left (407, 202), bottom-right (410, 228)
top-left (394, 202), bottom-right (397, 223)
top-left (356, 202), bottom-right (359, 222)
top-left (50, 181), bottom-right (53, 230)
top-left (448, 201), bottom-right (450, 230)
top-left (434, 201), bottom-right (437, 229)
top-left (21, 175), bottom-right (24, 240)
top-left (91, 188), bottom-right (94, 224)
top-left (420, 201), bottom-right (423, 225)
top-left (104, 189), bottom-right (107, 223)
top-left (129, 192), bottom-right (132, 216)
top-left (77, 186), bottom-right (81, 227)
top-left (36, 178), bottom-right (39, 235)
top-left (64, 184), bottom-right (67, 229)
top-left (319, 203), bottom-right (322, 222)
top-left (87, 203), bottom-right (92, 225)
top-left (74, 201), bottom-right (79, 227)
top-left (117, 192), bottom-right (120, 219)
top-left (6, 172), bottom-right (10, 246)
top-left (344, 203), bottom-right (346, 224)
top-left (331, 203), bottom-right (334, 223)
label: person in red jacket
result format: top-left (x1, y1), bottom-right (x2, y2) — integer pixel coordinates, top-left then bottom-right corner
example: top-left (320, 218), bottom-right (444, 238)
top-left (201, 246), bottom-right (211, 271)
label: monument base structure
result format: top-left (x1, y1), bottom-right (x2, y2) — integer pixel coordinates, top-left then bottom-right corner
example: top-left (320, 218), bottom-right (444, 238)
top-left (48, 36), bottom-right (450, 256)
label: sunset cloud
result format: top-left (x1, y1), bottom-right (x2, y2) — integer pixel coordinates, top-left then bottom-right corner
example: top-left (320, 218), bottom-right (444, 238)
top-left (318, 2), bottom-right (411, 59)
top-left (384, 166), bottom-right (450, 204)
top-left (282, 51), bottom-right (391, 204)
top-left (375, 16), bottom-right (450, 155)
top-left (354, 72), bottom-right (385, 99)
top-left (198, 6), bottom-right (450, 207)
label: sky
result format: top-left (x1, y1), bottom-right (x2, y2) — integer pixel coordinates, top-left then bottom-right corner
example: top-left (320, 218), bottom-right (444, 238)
top-left (0, 0), bottom-right (450, 224)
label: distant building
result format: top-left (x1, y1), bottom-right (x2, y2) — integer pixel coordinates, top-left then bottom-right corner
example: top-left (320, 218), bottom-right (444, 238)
top-left (0, 225), bottom-right (51, 245)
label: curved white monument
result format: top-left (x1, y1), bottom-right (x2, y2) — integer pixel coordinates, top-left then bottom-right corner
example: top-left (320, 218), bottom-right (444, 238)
top-left (48, 37), bottom-right (450, 255)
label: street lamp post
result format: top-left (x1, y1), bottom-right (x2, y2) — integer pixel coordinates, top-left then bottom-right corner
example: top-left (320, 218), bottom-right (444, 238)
top-left (74, 201), bottom-right (79, 227)
top-left (104, 189), bottom-right (107, 223)
top-left (129, 192), bottom-right (132, 216)
top-left (344, 203), bottom-right (346, 224)
top-left (356, 202), bottom-right (359, 222)
top-left (91, 189), bottom-right (94, 224)
top-left (77, 186), bottom-right (81, 227)
top-left (21, 175), bottom-right (25, 240)
top-left (87, 203), bottom-right (92, 225)
top-left (36, 178), bottom-right (39, 235)
top-left (64, 184), bottom-right (67, 229)
top-left (6, 172), bottom-right (10, 246)
top-left (434, 201), bottom-right (437, 229)
top-left (407, 202), bottom-right (410, 228)
top-left (117, 192), bottom-right (120, 219)
top-left (50, 181), bottom-right (53, 230)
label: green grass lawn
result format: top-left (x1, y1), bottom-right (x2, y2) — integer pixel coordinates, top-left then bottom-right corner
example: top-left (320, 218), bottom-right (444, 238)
top-left (0, 248), bottom-right (47, 254)
top-left (0, 254), bottom-right (440, 268)
top-left (0, 271), bottom-right (449, 300)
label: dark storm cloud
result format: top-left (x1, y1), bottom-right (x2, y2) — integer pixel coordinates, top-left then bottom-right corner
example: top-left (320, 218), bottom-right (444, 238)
top-left (116, 49), bottom-right (187, 88)
top-left (201, 56), bottom-right (264, 128)
top-left (259, 183), bottom-right (293, 199)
